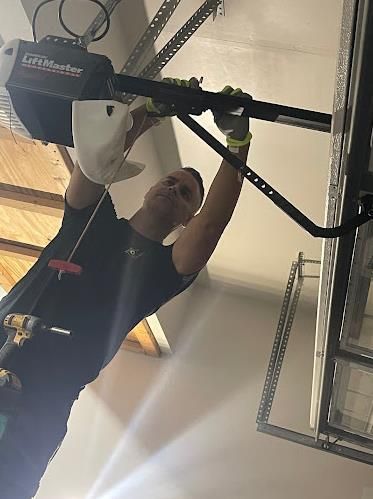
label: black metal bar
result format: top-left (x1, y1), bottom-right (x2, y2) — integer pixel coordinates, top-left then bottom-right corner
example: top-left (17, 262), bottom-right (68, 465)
top-left (257, 423), bottom-right (373, 465)
top-left (114, 74), bottom-right (332, 132)
top-left (177, 114), bottom-right (373, 239)
top-left (336, 350), bottom-right (373, 368)
top-left (325, 423), bottom-right (373, 450)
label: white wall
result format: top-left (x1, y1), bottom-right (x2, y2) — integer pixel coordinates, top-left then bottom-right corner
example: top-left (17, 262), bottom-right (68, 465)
top-left (36, 285), bottom-right (373, 499)
top-left (0, 0), bottom-right (32, 42)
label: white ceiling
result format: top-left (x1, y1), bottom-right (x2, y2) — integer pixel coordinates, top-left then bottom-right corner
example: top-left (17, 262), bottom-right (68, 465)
top-left (143, 0), bottom-right (344, 300)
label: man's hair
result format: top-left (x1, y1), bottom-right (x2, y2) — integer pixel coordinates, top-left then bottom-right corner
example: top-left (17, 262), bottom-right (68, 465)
top-left (183, 167), bottom-right (204, 208)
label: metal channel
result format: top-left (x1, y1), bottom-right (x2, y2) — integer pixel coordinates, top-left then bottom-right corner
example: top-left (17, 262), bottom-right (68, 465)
top-left (120, 0), bottom-right (182, 76)
top-left (122, 0), bottom-right (221, 104)
top-left (257, 423), bottom-right (373, 466)
top-left (257, 261), bottom-right (298, 423)
top-left (79, 0), bottom-right (122, 47)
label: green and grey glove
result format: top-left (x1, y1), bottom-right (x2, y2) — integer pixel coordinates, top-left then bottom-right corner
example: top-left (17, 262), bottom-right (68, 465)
top-left (146, 77), bottom-right (200, 117)
top-left (212, 86), bottom-right (252, 151)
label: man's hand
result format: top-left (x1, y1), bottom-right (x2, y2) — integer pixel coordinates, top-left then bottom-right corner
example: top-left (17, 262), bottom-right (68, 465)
top-left (146, 77), bottom-right (201, 117)
top-left (213, 86), bottom-right (253, 150)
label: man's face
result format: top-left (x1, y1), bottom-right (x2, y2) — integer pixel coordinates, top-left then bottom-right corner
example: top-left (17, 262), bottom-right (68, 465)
top-left (144, 169), bottom-right (202, 227)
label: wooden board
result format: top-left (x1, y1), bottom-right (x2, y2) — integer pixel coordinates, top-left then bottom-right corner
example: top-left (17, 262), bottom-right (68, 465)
top-left (0, 183), bottom-right (64, 217)
top-left (0, 205), bottom-right (61, 247)
top-left (0, 139), bottom-right (70, 194)
top-left (122, 321), bottom-right (161, 357)
top-left (0, 256), bottom-right (34, 291)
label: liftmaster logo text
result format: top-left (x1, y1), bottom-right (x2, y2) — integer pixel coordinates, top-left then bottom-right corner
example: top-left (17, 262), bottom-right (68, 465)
top-left (21, 53), bottom-right (84, 77)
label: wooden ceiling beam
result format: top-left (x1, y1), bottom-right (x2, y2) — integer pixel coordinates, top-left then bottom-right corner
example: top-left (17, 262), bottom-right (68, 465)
top-left (0, 262), bottom-right (17, 292)
top-left (122, 339), bottom-right (145, 354)
top-left (133, 320), bottom-right (161, 357)
top-left (0, 183), bottom-right (64, 217)
top-left (121, 322), bottom-right (161, 357)
top-left (0, 238), bottom-right (41, 261)
top-left (56, 146), bottom-right (74, 175)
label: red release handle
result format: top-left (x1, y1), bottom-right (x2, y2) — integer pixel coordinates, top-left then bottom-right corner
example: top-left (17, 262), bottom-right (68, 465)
top-left (48, 259), bottom-right (83, 276)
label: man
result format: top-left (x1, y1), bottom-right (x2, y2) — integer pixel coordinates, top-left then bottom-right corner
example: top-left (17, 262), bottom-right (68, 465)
top-left (0, 78), bottom-right (252, 498)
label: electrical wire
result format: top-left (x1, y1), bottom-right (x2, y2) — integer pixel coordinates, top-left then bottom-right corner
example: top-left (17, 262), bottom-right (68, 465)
top-left (58, 0), bottom-right (111, 42)
top-left (32, 0), bottom-right (111, 43)
top-left (32, 0), bottom-right (58, 42)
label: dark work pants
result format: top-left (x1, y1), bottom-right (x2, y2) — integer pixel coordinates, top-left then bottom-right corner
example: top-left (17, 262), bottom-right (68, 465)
top-left (0, 335), bottom-right (89, 499)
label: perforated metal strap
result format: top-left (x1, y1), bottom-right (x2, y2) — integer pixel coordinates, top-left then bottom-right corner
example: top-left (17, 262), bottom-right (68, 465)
top-left (122, 0), bottom-right (222, 104)
top-left (261, 275), bottom-right (304, 423)
top-left (120, 0), bottom-right (182, 76)
top-left (257, 261), bottom-right (299, 423)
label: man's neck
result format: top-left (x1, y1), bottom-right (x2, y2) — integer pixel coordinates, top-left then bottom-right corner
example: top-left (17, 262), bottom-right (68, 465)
top-left (129, 208), bottom-right (173, 243)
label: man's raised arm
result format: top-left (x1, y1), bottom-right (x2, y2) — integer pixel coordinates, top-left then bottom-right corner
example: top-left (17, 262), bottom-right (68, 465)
top-left (172, 86), bottom-right (252, 275)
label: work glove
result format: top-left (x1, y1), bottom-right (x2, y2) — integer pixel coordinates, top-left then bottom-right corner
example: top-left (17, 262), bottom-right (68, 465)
top-left (212, 86), bottom-right (252, 149)
top-left (146, 77), bottom-right (200, 117)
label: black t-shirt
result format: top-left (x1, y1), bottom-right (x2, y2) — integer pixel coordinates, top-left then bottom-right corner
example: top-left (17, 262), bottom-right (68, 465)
top-left (0, 194), bottom-right (197, 381)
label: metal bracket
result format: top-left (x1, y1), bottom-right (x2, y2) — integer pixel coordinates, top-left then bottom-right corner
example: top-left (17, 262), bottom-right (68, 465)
top-left (213, 0), bottom-right (225, 19)
top-left (258, 423), bottom-right (373, 465)
top-left (79, 0), bottom-right (122, 47)
top-left (217, 0), bottom-right (225, 16)
top-left (256, 253), bottom-right (373, 465)
top-left (257, 253), bottom-right (310, 424)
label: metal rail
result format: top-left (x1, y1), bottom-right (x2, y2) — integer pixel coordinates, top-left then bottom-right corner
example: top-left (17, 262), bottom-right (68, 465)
top-left (258, 423), bottom-right (373, 465)
top-left (120, 0), bottom-right (182, 76)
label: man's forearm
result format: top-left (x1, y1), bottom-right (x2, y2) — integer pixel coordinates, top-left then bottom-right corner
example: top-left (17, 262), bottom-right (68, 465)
top-left (200, 144), bottom-right (250, 227)
top-left (124, 104), bottom-right (159, 150)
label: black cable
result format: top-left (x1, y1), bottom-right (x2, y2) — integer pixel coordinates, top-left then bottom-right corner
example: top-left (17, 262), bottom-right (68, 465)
top-left (32, 0), bottom-right (58, 42)
top-left (32, 0), bottom-right (111, 43)
top-left (58, 0), bottom-right (111, 42)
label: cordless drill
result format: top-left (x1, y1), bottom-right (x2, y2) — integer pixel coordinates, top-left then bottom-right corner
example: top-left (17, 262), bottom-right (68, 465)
top-left (0, 314), bottom-right (72, 439)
